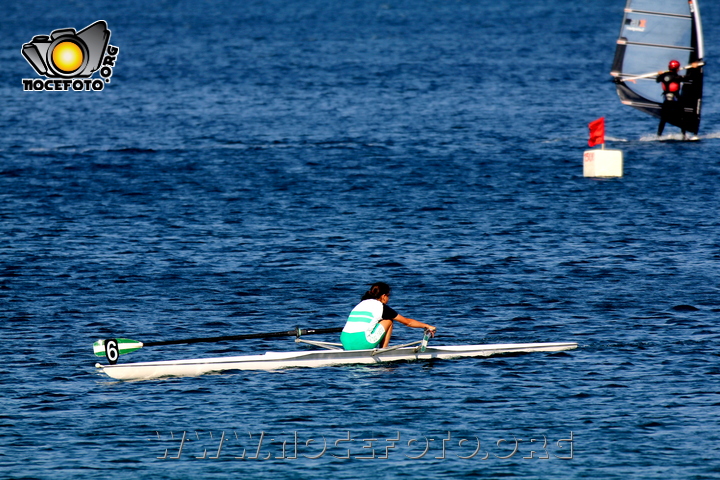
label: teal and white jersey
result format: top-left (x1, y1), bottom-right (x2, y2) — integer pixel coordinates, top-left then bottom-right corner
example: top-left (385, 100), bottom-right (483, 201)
top-left (341, 299), bottom-right (398, 349)
top-left (342, 299), bottom-right (385, 336)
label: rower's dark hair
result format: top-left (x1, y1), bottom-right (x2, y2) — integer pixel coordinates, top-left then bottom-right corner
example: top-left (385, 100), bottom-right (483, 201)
top-left (361, 282), bottom-right (391, 300)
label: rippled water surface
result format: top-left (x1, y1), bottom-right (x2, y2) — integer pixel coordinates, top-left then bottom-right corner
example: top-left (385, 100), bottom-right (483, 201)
top-left (2, 0), bottom-right (720, 478)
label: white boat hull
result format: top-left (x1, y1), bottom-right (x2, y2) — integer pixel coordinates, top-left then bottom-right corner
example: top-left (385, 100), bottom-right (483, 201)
top-left (95, 342), bottom-right (578, 381)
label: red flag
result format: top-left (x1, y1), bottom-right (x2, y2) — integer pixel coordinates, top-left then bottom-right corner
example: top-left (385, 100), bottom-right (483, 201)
top-left (588, 117), bottom-right (605, 147)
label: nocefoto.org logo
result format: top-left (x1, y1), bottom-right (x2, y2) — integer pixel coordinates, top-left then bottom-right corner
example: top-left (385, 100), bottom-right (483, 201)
top-left (21, 20), bottom-right (119, 92)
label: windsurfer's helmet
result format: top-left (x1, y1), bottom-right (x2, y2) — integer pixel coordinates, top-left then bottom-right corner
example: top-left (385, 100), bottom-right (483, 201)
top-left (668, 60), bottom-right (681, 71)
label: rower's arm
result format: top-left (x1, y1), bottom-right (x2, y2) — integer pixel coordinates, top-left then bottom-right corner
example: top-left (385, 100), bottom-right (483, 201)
top-left (393, 314), bottom-right (436, 335)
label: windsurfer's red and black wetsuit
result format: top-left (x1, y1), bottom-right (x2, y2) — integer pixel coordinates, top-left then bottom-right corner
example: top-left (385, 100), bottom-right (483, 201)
top-left (656, 60), bottom-right (687, 137)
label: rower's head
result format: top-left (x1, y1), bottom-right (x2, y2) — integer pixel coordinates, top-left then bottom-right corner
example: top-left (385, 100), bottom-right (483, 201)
top-left (668, 60), bottom-right (680, 71)
top-left (362, 282), bottom-right (391, 302)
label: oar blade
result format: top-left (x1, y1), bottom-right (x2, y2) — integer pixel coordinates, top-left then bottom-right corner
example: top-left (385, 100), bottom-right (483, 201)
top-left (93, 338), bottom-right (144, 357)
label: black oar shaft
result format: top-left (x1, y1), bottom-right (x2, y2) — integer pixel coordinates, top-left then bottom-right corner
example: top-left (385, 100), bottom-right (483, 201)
top-left (143, 327), bottom-right (343, 347)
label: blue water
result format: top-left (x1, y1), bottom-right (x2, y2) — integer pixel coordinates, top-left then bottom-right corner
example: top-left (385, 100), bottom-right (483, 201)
top-left (2, 0), bottom-right (720, 478)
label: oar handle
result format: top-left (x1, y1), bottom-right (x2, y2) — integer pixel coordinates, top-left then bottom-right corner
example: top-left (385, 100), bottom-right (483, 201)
top-left (419, 329), bottom-right (433, 353)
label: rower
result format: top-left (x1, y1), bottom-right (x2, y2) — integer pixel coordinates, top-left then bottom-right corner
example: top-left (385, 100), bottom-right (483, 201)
top-left (340, 282), bottom-right (436, 350)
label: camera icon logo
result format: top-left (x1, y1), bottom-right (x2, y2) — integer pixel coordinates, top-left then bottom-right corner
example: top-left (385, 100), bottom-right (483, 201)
top-left (22, 20), bottom-right (119, 91)
top-left (22, 20), bottom-right (110, 78)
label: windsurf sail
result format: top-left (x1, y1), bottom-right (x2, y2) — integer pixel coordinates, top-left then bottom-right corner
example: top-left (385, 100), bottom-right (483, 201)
top-left (611, 0), bottom-right (704, 134)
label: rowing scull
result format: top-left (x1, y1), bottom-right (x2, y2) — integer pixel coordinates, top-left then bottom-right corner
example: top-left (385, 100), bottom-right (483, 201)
top-left (95, 341), bottom-right (578, 381)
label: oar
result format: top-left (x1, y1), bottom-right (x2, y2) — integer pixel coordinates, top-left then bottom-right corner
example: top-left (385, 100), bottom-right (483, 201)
top-left (419, 329), bottom-right (433, 352)
top-left (413, 328), bottom-right (435, 353)
top-left (94, 327), bottom-right (344, 364)
top-left (616, 61), bottom-right (704, 82)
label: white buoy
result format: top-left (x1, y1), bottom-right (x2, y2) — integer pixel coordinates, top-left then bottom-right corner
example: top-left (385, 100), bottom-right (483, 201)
top-left (584, 117), bottom-right (622, 178)
top-left (583, 146), bottom-right (623, 178)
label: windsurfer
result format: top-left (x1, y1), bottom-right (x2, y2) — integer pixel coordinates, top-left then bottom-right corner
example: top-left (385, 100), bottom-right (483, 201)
top-left (656, 60), bottom-right (688, 138)
top-left (340, 282), bottom-right (436, 350)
